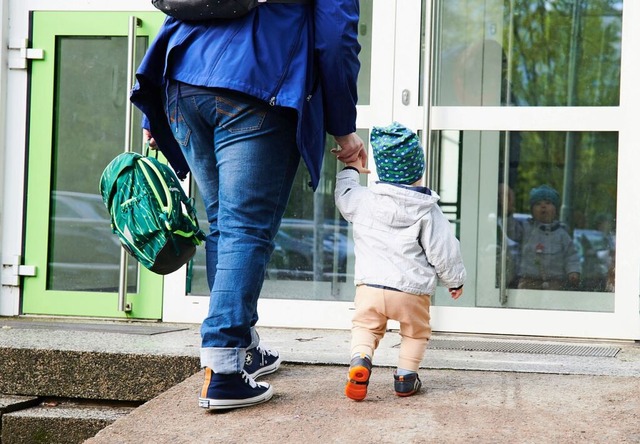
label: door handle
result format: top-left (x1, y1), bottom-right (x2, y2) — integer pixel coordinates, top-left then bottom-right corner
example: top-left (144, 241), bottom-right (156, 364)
top-left (401, 89), bottom-right (410, 106)
top-left (118, 16), bottom-right (141, 313)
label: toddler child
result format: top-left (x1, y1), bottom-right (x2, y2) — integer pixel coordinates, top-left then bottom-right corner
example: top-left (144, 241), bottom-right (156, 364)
top-left (334, 122), bottom-right (466, 401)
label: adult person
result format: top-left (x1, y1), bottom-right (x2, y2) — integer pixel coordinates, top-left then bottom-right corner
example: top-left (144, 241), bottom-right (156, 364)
top-left (130, 1), bottom-right (366, 410)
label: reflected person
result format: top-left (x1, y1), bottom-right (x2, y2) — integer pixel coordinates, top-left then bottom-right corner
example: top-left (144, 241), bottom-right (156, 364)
top-left (507, 185), bottom-right (580, 290)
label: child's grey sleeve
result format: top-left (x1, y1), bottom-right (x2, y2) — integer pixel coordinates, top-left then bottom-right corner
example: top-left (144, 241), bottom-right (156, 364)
top-left (420, 206), bottom-right (466, 288)
top-left (334, 168), bottom-right (363, 222)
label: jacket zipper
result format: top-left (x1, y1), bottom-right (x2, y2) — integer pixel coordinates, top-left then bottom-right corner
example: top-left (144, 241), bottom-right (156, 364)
top-left (268, 16), bottom-right (307, 105)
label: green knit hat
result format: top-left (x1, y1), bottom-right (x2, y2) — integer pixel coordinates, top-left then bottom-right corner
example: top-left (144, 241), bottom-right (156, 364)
top-left (371, 122), bottom-right (425, 185)
top-left (529, 184), bottom-right (560, 208)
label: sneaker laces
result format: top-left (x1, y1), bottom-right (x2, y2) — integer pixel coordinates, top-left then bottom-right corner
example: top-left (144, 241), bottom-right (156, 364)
top-left (241, 370), bottom-right (259, 388)
top-left (255, 344), bottom-right (278, 364)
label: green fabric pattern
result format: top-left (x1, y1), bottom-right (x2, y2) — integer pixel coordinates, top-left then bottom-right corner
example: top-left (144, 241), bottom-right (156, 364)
top-left (371, 121), bottom-right (425, 185)
top-left (99, 152), bottom-right (205, 275)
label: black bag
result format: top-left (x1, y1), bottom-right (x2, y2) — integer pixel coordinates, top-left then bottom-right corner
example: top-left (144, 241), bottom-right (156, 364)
top-left (152, 0), bottom-right (310, 21)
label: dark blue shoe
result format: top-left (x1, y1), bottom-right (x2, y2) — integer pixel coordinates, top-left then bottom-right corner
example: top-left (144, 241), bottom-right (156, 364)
top-left (199, 368), bottom-right (273, 410)
top-left (244, 344), bottom-right (282, 379)
top-left (394, 372), bottom-right (422, 397)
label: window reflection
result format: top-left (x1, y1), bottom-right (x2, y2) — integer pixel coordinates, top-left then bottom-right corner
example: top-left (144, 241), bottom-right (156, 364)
top-left (496, 132), bottom-right (617, 293)
top-left (47, 36), bottom-right (144, 292)
top-left (435, 0), bottom-right (623, 107)
top-left (188, 129), bottom-right (368, 300)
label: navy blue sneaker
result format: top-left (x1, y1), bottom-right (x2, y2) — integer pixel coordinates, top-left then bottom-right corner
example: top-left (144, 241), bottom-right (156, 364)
top-left (394, 372), bottom-right (422, 397)
top-left (199, 368), bottom-right (273, 410)
top-left (244, 344), bottom-right (282, 379)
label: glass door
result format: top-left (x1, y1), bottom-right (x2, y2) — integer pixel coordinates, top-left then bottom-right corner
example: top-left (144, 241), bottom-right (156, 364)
top-left (22, 11), bottom-right (165, 319)
top-left (428, 0), bottom-right (632, 338)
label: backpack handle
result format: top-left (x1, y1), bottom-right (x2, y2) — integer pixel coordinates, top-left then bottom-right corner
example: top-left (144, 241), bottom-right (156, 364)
top-left (143, 140), bottom-right (159, 159)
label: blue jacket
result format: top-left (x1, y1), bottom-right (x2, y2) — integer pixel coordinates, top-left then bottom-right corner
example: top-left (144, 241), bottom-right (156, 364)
top-left (130, 2), bottom-right (361, 189)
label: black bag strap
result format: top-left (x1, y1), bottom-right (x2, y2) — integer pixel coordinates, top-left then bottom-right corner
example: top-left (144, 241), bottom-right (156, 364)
top-left (265, 0), bottom-right (312, 3)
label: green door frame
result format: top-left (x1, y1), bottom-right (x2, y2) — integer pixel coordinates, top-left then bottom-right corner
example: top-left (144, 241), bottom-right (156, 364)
top-left (23, 11), bottom-right (165, 319)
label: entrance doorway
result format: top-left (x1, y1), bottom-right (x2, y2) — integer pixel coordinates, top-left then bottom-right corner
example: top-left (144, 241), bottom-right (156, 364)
top-left (22, 12), bottom-right (165, 319)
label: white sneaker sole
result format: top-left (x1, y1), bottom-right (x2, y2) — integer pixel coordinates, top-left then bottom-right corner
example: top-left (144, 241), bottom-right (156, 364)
top-left (247, 355), bottom-right (283, 379)
top-left (198, 385), bottom-right (274, 410)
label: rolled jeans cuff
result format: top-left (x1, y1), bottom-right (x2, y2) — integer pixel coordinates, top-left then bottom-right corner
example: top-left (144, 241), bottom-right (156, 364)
top-left (200, 347), bottom-right (246, 373)
top-left (250, 327), bottom-right (260, 349)
top-left (199, 328), bottom-right (260, 373)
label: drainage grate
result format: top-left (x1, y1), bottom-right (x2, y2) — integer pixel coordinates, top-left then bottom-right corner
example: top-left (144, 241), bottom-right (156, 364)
top-left (428, 339), bottom-right (620, 358)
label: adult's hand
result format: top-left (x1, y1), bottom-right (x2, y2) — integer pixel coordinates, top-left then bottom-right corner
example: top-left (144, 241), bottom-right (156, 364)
top-left (332, 133), bottom-right (367, 168)
top-left (143, 129), bottom-right (157, 149)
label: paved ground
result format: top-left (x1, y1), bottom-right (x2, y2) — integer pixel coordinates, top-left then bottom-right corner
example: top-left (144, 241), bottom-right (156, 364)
top-left (87, 363), bottom-right (640, 444)
top-left (84, 327), bottom-right (640, 444)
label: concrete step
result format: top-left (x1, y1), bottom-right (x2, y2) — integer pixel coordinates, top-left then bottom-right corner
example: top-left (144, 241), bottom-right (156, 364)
top-left (0, 395), bottom-right (40, 442)
top-left (0, 347), bottom-right (200, 402)
top-left (1, 399), bottom-right (135, 444)
top-left (0, 317), bottom-right (202, 444)
top-left (0, 318), bottom-right (201, 402)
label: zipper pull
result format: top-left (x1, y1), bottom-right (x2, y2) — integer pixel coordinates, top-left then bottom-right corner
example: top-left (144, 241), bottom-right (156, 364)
top-left (269, 97), bottom-right (276, 106)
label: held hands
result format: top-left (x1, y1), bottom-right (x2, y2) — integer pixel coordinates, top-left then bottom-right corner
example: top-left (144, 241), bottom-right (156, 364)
top-left (449, 287), bottom-right (463, 300)
top-left (332, 133), bottom-right (369, 173)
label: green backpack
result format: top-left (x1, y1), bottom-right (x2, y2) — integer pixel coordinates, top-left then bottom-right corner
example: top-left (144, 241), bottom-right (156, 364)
top-left (99, 150), bottom-right (205, 275)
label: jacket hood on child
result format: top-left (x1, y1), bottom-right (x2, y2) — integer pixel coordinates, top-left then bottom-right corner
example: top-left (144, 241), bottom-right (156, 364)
top-left (335, 168), bottom-right (466, 296)
top-left (369, 181), bottom-right (438, 227)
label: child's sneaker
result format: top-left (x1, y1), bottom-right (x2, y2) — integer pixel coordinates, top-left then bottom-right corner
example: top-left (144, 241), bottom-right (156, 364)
top-left (244, 344), bottom-right (282, 379)
top-left (393, 371), bottom-right (422, 397)
top-left (199, 368), bottom-right (273, 410)
top-left (344, 354), bottom-right (372, 401)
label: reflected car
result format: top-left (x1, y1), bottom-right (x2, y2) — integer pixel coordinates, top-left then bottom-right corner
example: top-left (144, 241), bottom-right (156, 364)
top-left (191, 217), bottom-right (354, 284)
top-left (268, 218), bottom-right (352, 282)
top-left (573, 229), bottom-right (614, 291)
top-left (49, 190), bottom-right (137, 292)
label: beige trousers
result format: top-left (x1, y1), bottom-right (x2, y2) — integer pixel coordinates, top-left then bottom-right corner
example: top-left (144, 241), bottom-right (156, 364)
top-left (350, 285), bottom-right (432, 372)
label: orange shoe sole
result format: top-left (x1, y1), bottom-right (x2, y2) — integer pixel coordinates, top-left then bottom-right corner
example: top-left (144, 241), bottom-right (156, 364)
top-left (344, 364), bottom-right (371, 401)
top-left (394, 389), bottom-right (418, 397)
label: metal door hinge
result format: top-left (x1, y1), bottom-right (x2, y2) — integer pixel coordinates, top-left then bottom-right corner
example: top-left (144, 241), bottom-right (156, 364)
top-left (2, 255), bottom-right (37, 287)
top-left (8, 39), bottom-right (45, 70)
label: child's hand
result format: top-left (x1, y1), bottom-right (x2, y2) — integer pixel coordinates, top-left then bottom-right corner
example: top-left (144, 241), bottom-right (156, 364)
top-left (449, 287), bottom-right (463, 300)
top-left (345, 160), bottom-right (371, 174)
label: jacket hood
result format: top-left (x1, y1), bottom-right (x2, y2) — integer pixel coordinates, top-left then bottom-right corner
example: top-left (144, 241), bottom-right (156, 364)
top-left (371, 182), bottom-right (441, 228)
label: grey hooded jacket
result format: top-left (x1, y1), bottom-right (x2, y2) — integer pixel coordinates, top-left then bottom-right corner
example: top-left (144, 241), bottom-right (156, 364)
top-left (507, 216), bottom-right (581, 280)
top-left (335, 168), bottom-right (466, 296)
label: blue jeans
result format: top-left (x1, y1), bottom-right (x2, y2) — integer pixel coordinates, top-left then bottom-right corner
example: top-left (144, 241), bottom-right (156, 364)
top-left (166, 81), bottom-right (300, 373)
